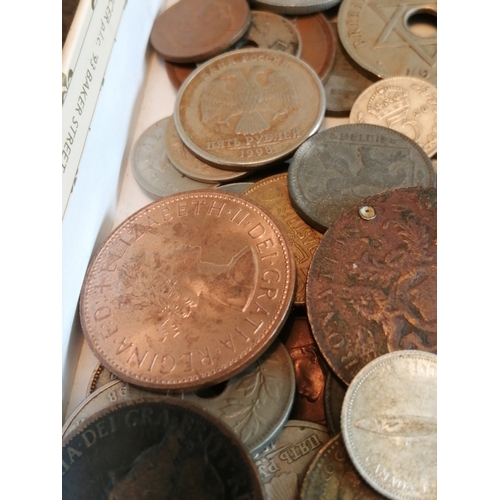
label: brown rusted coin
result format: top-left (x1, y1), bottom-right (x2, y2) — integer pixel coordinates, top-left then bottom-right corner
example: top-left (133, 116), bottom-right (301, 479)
top-left (280, 314), bottom-right (330, 426)
top-left (306, 187), bottom-right (436, 384)
top-left (150, 0), bottom-right (252, 63)
top-left (287, 13), bottom-right (336, 82)
top-left (300, 434), bottom-right (385, 499)
top-left (80, 190), bottom-right (296, 391)
top-left (165, 61), bottom-right (196, 90)
top-left (242, 173), bottom-right (322, 306)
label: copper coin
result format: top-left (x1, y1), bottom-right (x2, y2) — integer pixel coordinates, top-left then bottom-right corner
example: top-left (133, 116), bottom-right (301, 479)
top-left (165, 61), bottom-right (196, 90)
top-left (242, 173), bottom-right (322, 306)
top-left (280, 314), bottom-right (330, 426)
top-left (306, 187), bottom-right (437, 384)
top-left (80, 190), bottom-right (296, 391)
top-left (323, 371), bottom-right (346, 435)
top-left (287, 13), bottom-right (336, 82)
top-left (174, 48), bottom-right (325, 170)
top-left (287, 124), bottom-right (436, 232)
top-left (63, 397), bottom-right (265, 499)
top-left (150, 0), bottom-right (252, 63)
top-left (300, 434), bottom-right (385, 499)
top-left (87, 362), bottom-right (119, 395)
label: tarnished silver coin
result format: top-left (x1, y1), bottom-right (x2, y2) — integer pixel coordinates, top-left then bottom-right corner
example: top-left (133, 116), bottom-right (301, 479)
top-left (287, 124), bottom-right (435, 232)
top-left (164, 115), bottom-right (249, 183)
top-left (350, 76), bottom-right (437, 157)
top-left (300, 434), bottom-right (385, 499)
top-left (338, 0), bottom-right (437, 85)
top-left (131, 118), bottom-right (217, 198)
top-left (182, 340), bottom-right (295, 455)
top-left (174, 48), bottom-right (325, 170)
top-left (253, 420), bottom-right (330, 499)
top-left (250, 0), bottom-right (341, 15)
top-left (342, 351), bottom-right (437, 500)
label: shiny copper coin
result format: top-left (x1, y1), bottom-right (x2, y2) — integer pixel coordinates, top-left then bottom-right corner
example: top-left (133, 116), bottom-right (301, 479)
top-left (242, 173), bottom-right (322, 306)
top-left (300, 434), bottom-right (385, 499)
top-left (150, 0), bottom-right (252, 63)
top-left (63, 397), bottom-right (265, 499)
top-left (306, 187), bottom-right (436, 384)
top-left (287, 13), bottom-right (336, 82)
top-left (280, 314), bottom-right (329, 426)
top-left (80, 190), bottom-right (296, 391)
top-left (165, 61), bottom-right (196, 90)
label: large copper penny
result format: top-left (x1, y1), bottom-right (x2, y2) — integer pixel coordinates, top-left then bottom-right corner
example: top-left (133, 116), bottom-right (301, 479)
top-left (287, 13), bottom-right (336, 82)
top-left (242, 173), bottom-right (322, 306)
top-left (80, 190), bottom-right (296, 391)
top-left (300, 434), bottom-right (385, 499)
top-left (174, 48), bottom-right (325, 170)
top-left (150, 0), bottom-right (252, 63)
top-left (287, 124), bottom-right (436, 232)
top-left (306, 187), bottom-right (436, 384)
top-left (63, 397), bottom-right (265, 499)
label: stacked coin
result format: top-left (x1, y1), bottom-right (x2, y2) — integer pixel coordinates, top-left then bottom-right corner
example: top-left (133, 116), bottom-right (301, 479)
top-left (64, 1), bottom-right (438, 498)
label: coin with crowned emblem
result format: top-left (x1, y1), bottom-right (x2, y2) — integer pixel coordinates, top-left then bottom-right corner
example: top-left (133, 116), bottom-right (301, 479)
top-left (174, 48), bottom-right (325, 170)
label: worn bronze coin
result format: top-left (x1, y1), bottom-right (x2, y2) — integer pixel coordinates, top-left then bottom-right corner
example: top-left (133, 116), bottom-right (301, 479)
top-left (165, 61), bottom-right (196, 90)
top-left (63, 397), bottom-right (265, 499)
top-left (288, 124), bottom-right (436, 232)
top-left (287, 13), bottom-right (336, 82)
top-left (150, 0), bottom-right (252, 63)
top-left (242, 173), bottom-right (322, 306)
top-left (306, 187), bottom-right (437, 384)
top-left (300, 434), bottom-right (384, 499)
top-left (174, 48), bottom-right (325, 170)
top-left (80, 190), bottom-right (296, 391)
top-left (323, 371), bottom-right (346, 435)
top-left (279, 314), bottom-right (330, 426)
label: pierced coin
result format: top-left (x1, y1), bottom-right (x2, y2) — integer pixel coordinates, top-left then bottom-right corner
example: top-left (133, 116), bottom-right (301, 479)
top-left (359, 205), bottom-right (376, 220)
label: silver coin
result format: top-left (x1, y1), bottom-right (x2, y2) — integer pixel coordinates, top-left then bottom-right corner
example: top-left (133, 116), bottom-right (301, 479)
top-left (131, 117), bottom-right (218, 197)
top-left (287, 124), bottom-right (436, 232)
top-left (337, 0), bottom-right (437, 85)
top-left (350, 76), bottom-right (437, 157)
top-left (216, 181), bottom-right (255, 193)
top-left (341, 351), bottom-right (437, 500)
top-left (253, 420), bottom-right (330, 499)
top-left (174, 48), bottom-right (325, 170)
top-left (164, 115), bottom-right (249, 183)
top-left (250, 0), bottom-right (341, 15)
top-left (183, 340), bottom-right (295, 455)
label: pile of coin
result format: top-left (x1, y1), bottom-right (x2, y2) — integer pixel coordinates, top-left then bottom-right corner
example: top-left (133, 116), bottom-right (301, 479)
top-left (63, 1), bottom-right (437, 498)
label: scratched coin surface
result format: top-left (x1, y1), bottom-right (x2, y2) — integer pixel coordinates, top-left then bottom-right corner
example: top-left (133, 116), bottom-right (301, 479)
top-left (253, 420), bottom-right (331, 499)
top-left (288, 124), bottom-right (435, 232)
top-left (174, 48), bottom-right (325, 170)
top-left (300, 434), bottom-right (385, 499)
top-left (307, 187), bottom-right (437, 384)
top-left (338, 0), bottom-right (437, 85)
top-left (63, 397), bottom-right (265, 500)
top-left (131, 118), bottom-right (216, 198)
top-left (80, 190), bottom-right (296, 391)
top-left (165, 115), bottom-right (249, 183)
top-left (242, 173), bottom-right (322, 306)
top-left (150, 0), bottom-right (251, 63)
top-left (250, 0), bottom-right (341, 15)
top-left (350, 76), bottom-right (437, 157)
top-left (341, 351), bottom-right (437, 500)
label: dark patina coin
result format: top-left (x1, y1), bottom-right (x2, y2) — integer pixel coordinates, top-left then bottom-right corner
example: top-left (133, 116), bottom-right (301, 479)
top-left (306, 187), bottom-right (437, 384)
top-left (288, 124), bottom-right (435, 232)
top-left (323, 371), bottom-right (346, 435)
top-left (63, 397), bottom-right (264, 499)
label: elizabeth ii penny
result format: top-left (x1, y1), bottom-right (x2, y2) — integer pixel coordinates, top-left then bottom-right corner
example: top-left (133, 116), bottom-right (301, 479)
top-left (307, 187), bottom-right (437, 384)
top-left (164, 115), bottom-right (249, 183)
top-left (174, 48), bottom-right (325, 170)
top-left (63, 398), bottom-right (265, 500)
top-left (80, 190), bottom-right (296, 391)
top-left (150, 0), bottom-right (251, 63)
top-left (337, 0), bottom-right (437, 85)
top-left (242, 173), bottom-right (322, 306)
top-left (287, 124), bottom-right (435, 232)
top-left (350, 76), bottom-right (437, 157)
top-left (341, 351), bottom-right (437, 499)
top-left (300, 434), bottom-right (384, 499)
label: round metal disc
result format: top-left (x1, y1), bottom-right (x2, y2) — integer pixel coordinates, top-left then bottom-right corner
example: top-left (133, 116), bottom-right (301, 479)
top-left (250, 0), bottom-right (342, 15)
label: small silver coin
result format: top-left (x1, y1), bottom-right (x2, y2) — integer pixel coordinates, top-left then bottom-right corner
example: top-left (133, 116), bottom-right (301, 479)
top-left (250, 0), bottom-right (341, 15)
top-left (287, 124), bottom-right (436, 232)
top-left (216, 181), bottom-right (255, 193)
top-left (131, 117), bottom-right (218, 198)
top-left (341, 351), bottom-right (437, 500)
